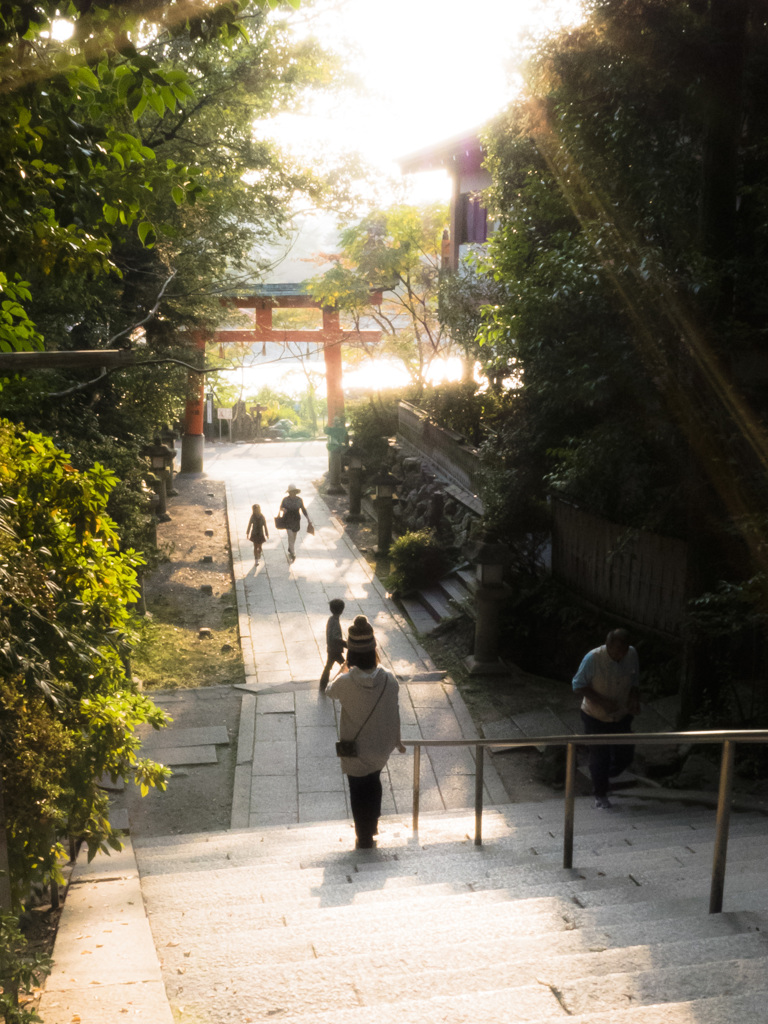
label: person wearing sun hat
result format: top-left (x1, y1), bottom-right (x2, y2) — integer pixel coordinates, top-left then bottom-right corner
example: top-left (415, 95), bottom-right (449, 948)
top-left (277, 483), bottom-right (312, 562)
top-left (326, 615), bottom-right (406, 849)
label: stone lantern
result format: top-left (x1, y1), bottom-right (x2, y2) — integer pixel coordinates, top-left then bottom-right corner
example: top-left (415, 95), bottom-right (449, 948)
top-left (463, 537), bottom-right (510, 675)
top-left (373, 471), bottom-right (397, 556)
top-left (160, 427), bottom-right (179, 495)
top-left (141, 437), bottom-right (175, 520)
top-left (345, 444), bottom-right (365, 522)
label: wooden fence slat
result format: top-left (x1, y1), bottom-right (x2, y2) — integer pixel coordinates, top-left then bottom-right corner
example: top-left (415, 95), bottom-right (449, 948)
top-left (551, 499), bottom-right (687, 635)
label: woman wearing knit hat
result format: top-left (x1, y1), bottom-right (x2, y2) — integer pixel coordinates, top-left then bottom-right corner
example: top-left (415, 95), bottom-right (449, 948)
top-left (326, 615), bottom-right (406, 849)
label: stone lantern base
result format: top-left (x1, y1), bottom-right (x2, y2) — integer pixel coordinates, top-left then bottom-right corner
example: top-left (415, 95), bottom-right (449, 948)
top-left (463, 655), bottom-right (509, 676)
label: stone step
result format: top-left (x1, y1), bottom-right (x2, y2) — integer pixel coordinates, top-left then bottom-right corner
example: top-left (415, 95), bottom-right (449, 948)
top-left (530, 816), bottom-right (768, 855)
top-left (399, 594), bottom-right (440, 634)
top-left (539, 990), bottom-right (768, 1024)
top-left (564, 834), bottom-right (768, 873)
top-left (133, 798), bottom-right (742, 855)
top-left (161, 973), bottom-right (564, 1023)
top-left (147, 908), bottom-right (761, 978)
top-left (146, 896), bottom-right (577, 964)
top-left (567, 869), bottom-right (768, 915)
top-left (143, 871), bottom-right (649, 930)
top-left (154, 925), bottom-right (768, 1023)
top-left (133, 810), bottom-right (768, 885)
top-left (147, 894), bottom-right (758, 979)
top-left (456, 568), bottom-right (475, 590)
top-left (155, 968), bottom-right (768, 1024)
top-left (418, 585), bottom-right (456, 622)
top-left (140, 859), bottom-right (620, 917)
top-left (139, 837), bottom-right (766, 912)
top-left (280, 988), bottom-right (768, 1024)
top-left (137, 826), bottom-right (768, 887)
top-left (144, 862), bottom-right (767, 952)
top-left (554, 954), bottom-right (768, 1015)
top-left (138, 845), bottom-right (582, 889)
top-left (160, 931), bottom-right (768, 1021)
top-left (568, 889), bottom-right (768, 931)
top-left (437, 575), bottom-right (472, 607)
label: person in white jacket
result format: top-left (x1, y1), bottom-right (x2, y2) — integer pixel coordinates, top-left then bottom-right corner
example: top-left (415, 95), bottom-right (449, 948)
top-left (572, 628), bottom-right (641, 809)
top-left (326, 615), bottom-right (406, 848)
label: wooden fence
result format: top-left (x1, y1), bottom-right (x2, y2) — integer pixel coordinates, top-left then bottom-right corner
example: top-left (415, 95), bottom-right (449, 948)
top-left (551, 499), bottom-right (687, 636)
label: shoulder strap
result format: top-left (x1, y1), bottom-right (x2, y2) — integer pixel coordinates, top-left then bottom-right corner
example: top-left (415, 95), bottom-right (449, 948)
top-left (351, 676), bottom-right (389, 742)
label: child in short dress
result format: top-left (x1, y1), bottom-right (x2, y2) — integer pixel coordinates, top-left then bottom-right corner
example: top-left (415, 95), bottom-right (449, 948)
top-left (246, 503), bottom-right (269, 563)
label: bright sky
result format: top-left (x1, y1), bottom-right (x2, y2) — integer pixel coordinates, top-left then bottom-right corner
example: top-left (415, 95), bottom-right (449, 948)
top-left (260, 0), bottom-right (584, 202)
top-left (242, 0), bottom-right (585, 394)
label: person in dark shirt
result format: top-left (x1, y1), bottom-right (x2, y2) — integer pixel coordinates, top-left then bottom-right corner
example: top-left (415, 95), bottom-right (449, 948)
top-left (320, 598), bottom-right (346, 692)
top-left (278, 484), bottom-right (311, 562)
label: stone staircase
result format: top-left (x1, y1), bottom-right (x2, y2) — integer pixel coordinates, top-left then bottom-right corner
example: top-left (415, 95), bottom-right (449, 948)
top-left (134, 797), bottom-right (768, 1023)
top-left (399, 566), bottom-right (474, 635)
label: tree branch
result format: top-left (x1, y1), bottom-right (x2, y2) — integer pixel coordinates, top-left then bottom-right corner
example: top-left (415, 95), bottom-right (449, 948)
top-left (47, 358), bottom-right (222, 399)
top-left (109, 272), bottom-right (178, 348)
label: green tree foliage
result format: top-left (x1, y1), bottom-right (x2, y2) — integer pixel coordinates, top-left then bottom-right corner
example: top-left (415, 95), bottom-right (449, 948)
top-left (477, 0), bottom-right (768, 563)
top-left (0, 0), bottom-right (348, 407)
top-left (417, 382), bottom-right (505, 448)
top-left (0, 0), bottom-right (350, 555)
top-left (0, 908), bottom-right (52, 1023)
top-left (437, 256), bottom-right (507, 384)
top-left (345, 391), bottom-right (402, 466)
top-left (0, 420), bottom-right (169, 905)
top-left (310, 204), bottom-right (452, 387)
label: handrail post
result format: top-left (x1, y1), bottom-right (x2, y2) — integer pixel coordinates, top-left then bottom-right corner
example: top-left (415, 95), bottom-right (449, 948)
top-left (563, 742), bottom-right (576, 869)
top-left (412, 744), bottom-right (421, 834)
top-left (474, 743), bottom-right (484, 846)
top-left (710, 739), bottom-right (735, 914)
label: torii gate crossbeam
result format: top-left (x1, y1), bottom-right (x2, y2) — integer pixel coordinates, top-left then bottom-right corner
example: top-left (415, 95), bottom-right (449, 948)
top-left (181, 286), bottom-right (383, 473)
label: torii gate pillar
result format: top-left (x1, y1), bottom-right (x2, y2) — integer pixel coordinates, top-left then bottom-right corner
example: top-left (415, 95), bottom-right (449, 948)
top-left (180, 330), bottom-right (207, 474)
top-left (323, 307), bottom-right (344, 427)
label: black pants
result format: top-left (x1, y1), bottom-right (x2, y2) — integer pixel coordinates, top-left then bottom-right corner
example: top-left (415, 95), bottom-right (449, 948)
top-left (319, 652), bottom-right (342, 689)
top-left (581, 711), bottom-right (635, 799)
top-left (347, 770), bottom-right (382, 844)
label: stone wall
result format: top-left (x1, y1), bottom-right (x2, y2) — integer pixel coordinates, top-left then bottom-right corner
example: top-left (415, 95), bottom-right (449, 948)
top-left (383, 446), bottom-right (483, 557)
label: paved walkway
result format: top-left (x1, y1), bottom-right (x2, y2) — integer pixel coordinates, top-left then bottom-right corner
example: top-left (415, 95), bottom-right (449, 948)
top-left (204, 439), bottom-right (508, 829)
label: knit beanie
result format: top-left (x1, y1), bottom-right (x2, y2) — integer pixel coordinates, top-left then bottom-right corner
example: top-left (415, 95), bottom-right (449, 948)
top-left (346, 615), bottom-right (376, 653)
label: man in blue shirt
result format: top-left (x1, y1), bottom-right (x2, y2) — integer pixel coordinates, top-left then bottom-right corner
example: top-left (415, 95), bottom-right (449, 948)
top-left (572, 628), bottom-right (641, 809)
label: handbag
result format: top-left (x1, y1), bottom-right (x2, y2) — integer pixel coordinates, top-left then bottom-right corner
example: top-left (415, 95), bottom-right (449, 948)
top-left (274, 514), bottom-right (287, 530)
top-left (335, 678), bottom-right (388, 758)
top-left (335, 739), bottom-right (358, 757)
top-left (306, 521), bottom-right (315, 535)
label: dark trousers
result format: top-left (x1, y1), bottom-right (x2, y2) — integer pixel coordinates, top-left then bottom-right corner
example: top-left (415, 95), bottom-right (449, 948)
top-left (347, 770), bottom-right (382, 843)
top-left (581, 711), bottom-right (635, 799)
top-left (319, 652), bottom-right (341, 690)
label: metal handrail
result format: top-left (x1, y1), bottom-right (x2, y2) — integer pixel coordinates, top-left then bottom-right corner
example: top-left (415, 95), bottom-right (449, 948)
top-left (402, 729), bottom-right (768, 914)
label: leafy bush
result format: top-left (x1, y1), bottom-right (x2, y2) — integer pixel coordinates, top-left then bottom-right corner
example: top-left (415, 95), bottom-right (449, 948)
top-left (274, 405), bottom-right (298, 424)
top-left (0, 910), bottom-right (52, 1023)
top-left (346, 392), bottom-right (402, 466)
top-left (385, 529), bottom-right (450, 595)
top-left (418, 382), bottom-right (505, 446)
top-left (0, 420), bottom-right (170, 905)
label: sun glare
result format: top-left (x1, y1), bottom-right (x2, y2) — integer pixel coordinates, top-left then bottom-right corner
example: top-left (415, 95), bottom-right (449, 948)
top-left (260, 0), bottom-right (585, 201)
top-left (51, 19), bottom-right (74, 41)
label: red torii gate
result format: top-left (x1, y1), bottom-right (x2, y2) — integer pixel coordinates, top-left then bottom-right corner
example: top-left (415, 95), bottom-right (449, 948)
top-left (180, 285), bottom-right (382, 472)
